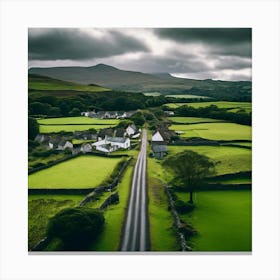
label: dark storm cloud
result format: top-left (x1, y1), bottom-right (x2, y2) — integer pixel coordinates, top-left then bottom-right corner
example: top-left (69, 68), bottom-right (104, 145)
top-left (214, 56), bottom-right (251, 70)
top-left (28, 28), bottom-right (149, 60)
top-left (154, 28), bottom-right (252, 57)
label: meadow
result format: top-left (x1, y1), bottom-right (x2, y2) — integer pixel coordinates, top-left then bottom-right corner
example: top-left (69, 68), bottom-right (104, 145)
top-left (176, 190), bottom-right (252, 251)
top-left (28, 194), bottom-right (84, 250)
top-left (39, 124), bottom-right (114, 133)
top-left (29, 76), bottom-right (109, 92)
top-left (38, 117), bottom-right (119, 125)
top-left (169, 122), bottom-right (251, 141)
top-left (167, 146), bottom-right (251, 176)
top-left (168, 116), bottom-right (223, 124)
top-left (28, 155), bottom-right (123, 189)
top-left (165, 101), bottom-right (252, 112)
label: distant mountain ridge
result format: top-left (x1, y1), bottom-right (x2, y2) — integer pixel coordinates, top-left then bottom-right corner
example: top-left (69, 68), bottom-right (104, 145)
top-left (29, 63), bottom-right (251, 100)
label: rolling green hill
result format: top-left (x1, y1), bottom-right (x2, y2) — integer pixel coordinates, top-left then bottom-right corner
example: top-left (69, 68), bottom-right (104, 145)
top-left (28, 64), bottom-right (251, 100)
top-left (28, 74), bottom-right (109, 93)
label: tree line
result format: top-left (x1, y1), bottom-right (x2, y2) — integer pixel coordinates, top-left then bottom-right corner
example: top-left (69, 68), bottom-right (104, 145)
top-left (170, 104), bottom-right (251, 125)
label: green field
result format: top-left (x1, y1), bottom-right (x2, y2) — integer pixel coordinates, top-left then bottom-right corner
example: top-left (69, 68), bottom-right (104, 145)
top-left (147, 158), bottom-right (179, 251)
top-left (38, 117), bottom-right (119, 125)
top-left (166, 94), bottom-right (211, 99)
top-left (165, 101), bottom-right (252, 112)
top-left (29, 76), bottom-right (109, 92)
top-left (177, 190), bottom-right (252, 251)
top-left (168, 117), bottom-right (223, 124)
top-left (167, 146), bottom-right (251, 175)
top-left (39, 124), bottom-right (114, 133)
top-left (28, 155), bottom-right (123, 189)
top-left (169, 122), bottom-right (251, 141)
top-left (143, 92), bottom-right (162, 96)
top-left (28, 194), bottom-right (84, 250)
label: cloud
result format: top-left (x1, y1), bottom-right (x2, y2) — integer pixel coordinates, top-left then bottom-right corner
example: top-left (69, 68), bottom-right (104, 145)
top-left (28, 28), bottom-right (150, 60)
top-left (154, 28), bottom-right (252, 57)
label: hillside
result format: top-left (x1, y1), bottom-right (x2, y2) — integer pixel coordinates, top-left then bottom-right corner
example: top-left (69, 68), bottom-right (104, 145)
top-left (28, 74), bottom-right (109, 93)
top-left (29, 64), bottom-right (252, 100)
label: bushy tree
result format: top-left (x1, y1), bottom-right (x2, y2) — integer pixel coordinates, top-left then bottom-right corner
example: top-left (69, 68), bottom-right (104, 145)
top-left (163, 150), bottom-right (215, 203)
top-left (28, 117), bottom-right (39, 140)
top-left (47, 207), bottom-right (105, 250)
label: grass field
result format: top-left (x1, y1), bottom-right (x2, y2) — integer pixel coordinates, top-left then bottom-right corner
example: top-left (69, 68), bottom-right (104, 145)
top-left (28, 155), bottom-right (123, 189)
top-left (39, 124), bottom-right (114, 133)
top-left (165, 101), bottom-right (252, 112)
top-left (169, 122), bottom-right (251, 141)
top-left (166, 94), bottom-right (211, 99)
top-left (167, 146), bottom-right (251, 175)
top-left (38, 117), bottom-right (119, 125)
top-left (90, 162), bottom-right (134, 251)
top-left (28, 194), bottom-right (84, 250)
top-left (147, 158), bottom-right (179, 251)
top-left (168, 117), bottom-right (223, 124)
top-left (176, 190), bottom-right (252, 251)
top-left (29, 76), bottom-right (109, 92)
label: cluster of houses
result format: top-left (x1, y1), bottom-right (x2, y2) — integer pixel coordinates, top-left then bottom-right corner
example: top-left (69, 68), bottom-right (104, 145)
top-left (81, 110), bottom-right (136, 119)
top-left (34, 124), bottom-right (140, 155)
top-left (151, 128), bottom-right (177, 159)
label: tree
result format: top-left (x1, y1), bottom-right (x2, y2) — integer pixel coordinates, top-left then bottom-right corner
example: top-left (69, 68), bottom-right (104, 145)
top-left (47, 207), bottom-right (105, 250)
top-left (28, 117), bottom-right (39, 140)
top-left (163, 150), bottom-right (215, 203)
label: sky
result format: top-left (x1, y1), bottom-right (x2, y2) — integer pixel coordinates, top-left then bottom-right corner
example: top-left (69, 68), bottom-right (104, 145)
top-left (28, 28), bottom-right (252, 81)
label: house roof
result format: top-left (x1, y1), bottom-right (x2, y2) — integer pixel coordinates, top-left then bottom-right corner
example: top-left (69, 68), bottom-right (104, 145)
top-left (106, 136), bottom-right (128, 143)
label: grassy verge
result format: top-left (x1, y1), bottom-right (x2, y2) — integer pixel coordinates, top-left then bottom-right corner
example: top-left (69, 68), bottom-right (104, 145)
top-left (90, 161), bottom-right (134, 251)
top-left (176, 190), bottom-right (252, 251)
top-left (147, 157), bottom-right (179, 251)
top-left (28, 194), bottom-right (84, 250)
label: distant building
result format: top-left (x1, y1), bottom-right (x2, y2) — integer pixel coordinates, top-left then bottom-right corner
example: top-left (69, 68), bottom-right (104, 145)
top-left (152, 131), bottom-right (164, 142)
top-left (93, 136), bottom-right (130, 153)
top-left (126, 124), bottom-right (137, 136)
top-left (152, 144), bottom-right (167, 159)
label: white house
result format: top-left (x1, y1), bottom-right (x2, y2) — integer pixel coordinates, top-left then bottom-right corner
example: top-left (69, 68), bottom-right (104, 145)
top-left (126, 124), bottom-right (137, 136)
top-left (57, 140), bottom-right (73, 151)
top-left (93, 136), bottom-right (130, 153)
top-left (152, 131), bottom-right (164, 142)
top-left (80, 143), bottom-right (92, 153)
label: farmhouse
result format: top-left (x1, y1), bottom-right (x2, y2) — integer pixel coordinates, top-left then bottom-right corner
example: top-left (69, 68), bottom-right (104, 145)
top-left (93, 136), bottom-right (130, 153)
top-left (80, 143), bottom-right (92, 153)
top-left (152, 131), bottom-right (164, 142)
top-left (57, 140), bottom-right (73, 151)
top-left (126, 124), bottom-right (137, 136)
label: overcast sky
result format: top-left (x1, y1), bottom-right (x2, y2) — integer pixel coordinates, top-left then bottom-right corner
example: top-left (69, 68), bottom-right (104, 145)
top-left (28, 28), bottom-right (251, 81)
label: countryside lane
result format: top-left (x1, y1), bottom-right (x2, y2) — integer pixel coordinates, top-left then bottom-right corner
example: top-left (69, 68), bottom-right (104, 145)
top-left (121, 129), bottom-right (149, 251)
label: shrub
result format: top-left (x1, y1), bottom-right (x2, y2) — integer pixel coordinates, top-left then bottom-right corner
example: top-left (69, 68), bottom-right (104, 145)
top-left (179, 223), bottom-right (198, 238)
top-left (174, 200), bottom-right (195, 214)
top-left (47, 207), bottom-right (105, 250)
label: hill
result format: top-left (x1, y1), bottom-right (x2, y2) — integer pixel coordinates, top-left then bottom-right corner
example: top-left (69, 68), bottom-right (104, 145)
top-left (29, 64), bottom-right (251, 100)
top-left (28, 74), bottom-right (109, 93)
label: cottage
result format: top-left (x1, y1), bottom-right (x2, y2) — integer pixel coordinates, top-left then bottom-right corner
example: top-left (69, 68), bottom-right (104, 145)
top-left (126, 124), bottom-right (137, 136)
top-left (93, 136), bottom-right (130, 153)
top-left (152, 144), bottom-right (167, 159)
top-left (34, 134), bottom-right (51, 144)
top-left (80, 143), bottom-right (92, 153)
top-left (57, 140), bottom-right (73, 151)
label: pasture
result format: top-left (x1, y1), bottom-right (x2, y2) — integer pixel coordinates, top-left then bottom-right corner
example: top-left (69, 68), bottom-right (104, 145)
top-left (177, 190), bottom-right (252, 251)
top-left (38, 117), bottom-right (119, 125)
top-left (39, 124), bottom-right (114, 133)
top-left (166, 94), bottom-right (211, 99)
top-left (167, 146), bottom-right (251, 175)
top-left (29, 76), bottom-right (109, 92)
top-left (169, 122), bottom-right (251, 141)
top-left (168, 117), bottom-right (223, 124)
top-left (28, 155), bottom-right (123, 189)
top-left (165, 101), bottom-right (252, 112)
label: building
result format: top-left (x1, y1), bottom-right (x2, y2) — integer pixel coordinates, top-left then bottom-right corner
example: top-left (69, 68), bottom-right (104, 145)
top-left (152, 144), bottom-right (167, 159)
top-left (93, 136), bottom-right (130, 153)
top-left (152, 131), bottom-right (164, 142)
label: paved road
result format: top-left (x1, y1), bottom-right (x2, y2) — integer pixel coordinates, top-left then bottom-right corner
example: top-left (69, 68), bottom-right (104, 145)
top-left (121, 129), bottom-right (149, 251)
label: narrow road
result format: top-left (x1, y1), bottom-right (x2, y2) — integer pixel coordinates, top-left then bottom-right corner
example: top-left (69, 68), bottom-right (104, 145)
top-left (121, 129), bottom-right (149, 251)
